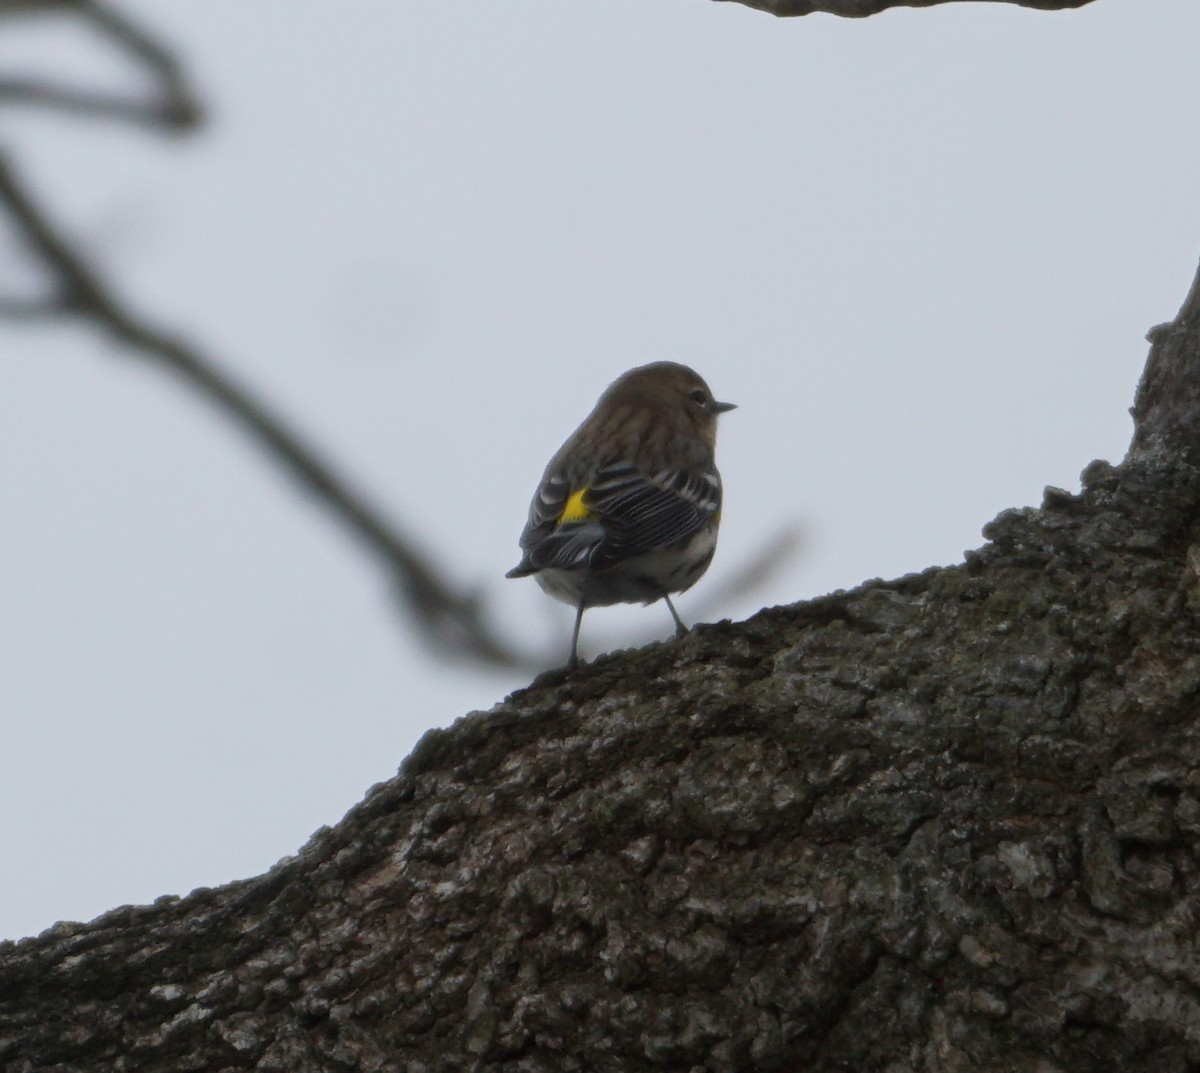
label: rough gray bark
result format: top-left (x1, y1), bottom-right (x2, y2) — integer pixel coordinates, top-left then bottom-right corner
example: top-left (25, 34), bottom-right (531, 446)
top-left (3, 262), bottom-right (1200, 1071)
top-left (717, 0), bottom-right (1095, 18)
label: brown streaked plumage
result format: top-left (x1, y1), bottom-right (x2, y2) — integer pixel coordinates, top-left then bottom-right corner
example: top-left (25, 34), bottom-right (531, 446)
top-left (507, 362), bottom-right (735, 666)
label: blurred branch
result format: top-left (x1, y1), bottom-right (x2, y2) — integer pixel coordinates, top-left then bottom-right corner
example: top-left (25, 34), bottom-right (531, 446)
top-left (690, 525), bottom-right (801, 619)
top-left (0, 295), bottom-right (60, 319)
top-left (0, 1), bottom-right (796, 673)
top-left (0, 78), bottom-right (192, 129)
top-left (0, 3), bottom-right (534, 669)
top-left (0, 150), bottom-right (531, 667)
top-left (0, 0), bottom-right (201, 130)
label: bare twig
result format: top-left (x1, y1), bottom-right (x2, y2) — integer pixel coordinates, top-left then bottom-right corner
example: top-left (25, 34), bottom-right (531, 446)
top-left (0, 2), bottom-right (536, 667)
top-left (0, 0), bottom-right (77, 13)
top-left (79, 0), bottom-right (200, 128)
top-left (0, 150), bottom-right (533, 666)
top-left (689, 525), bottom-right (802, 620)
top-left (0, 295), bottom-right (60, 319)
top-left (0, 0), bottom-right (201, 131)
top-left (0, 79), bottom-right (191, 129)
top-left (0, 2), bottom-right (796, 672)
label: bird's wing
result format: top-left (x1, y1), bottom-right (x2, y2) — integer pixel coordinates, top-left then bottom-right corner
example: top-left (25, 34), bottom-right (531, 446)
top-left (507, 470), bottom-right (602, 576)
top-left (584, 463), bottom-right (720, 568)
top-left (509, 462), bottom-right (720, 576)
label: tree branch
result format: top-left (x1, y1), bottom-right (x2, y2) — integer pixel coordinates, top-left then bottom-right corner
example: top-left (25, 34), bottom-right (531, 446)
top-left (0, 1), bottom-right (794, 670)
top-left (0, 5), bottom-right (535, 666)
top-left (1129, 258), bottom-right (1200, 467)
top-left (0, 78), bottom-right (190, 129)
top-left (0, 150), bottom-right (537, 667)
top-left (717, 0), bottom-right (1096, 16)
top-left (78, 0), bottom-right (200, 128)
top-left (4, 2), bottom-right (1196, 1067)
top-left (2, 253), bottom-right (1199, 1068)
top-left (0, 0), bottom-right (201, 131)
top-left (0, 143), bottom-right (790, 668)
top-left (0, 294), bottom-right (61, 320)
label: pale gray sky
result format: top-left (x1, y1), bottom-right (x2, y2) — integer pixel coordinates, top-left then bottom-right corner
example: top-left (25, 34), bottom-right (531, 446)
top-left (1, 0), bottom-right (1197, 939)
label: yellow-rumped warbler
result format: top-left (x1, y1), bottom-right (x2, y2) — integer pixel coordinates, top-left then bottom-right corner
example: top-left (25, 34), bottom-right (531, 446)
top-left (506, 361), bottom-right (735, 666)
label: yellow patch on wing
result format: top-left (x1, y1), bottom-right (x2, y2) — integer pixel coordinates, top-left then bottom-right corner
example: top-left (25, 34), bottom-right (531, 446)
top-left (559, 488), bottom-right (590, 523)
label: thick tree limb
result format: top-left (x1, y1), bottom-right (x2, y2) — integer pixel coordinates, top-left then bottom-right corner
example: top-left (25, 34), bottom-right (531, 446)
top-left (718, 0), bottom-right (1096, 17)
top-left (3, 260), bottom-right (1199, 1070)
top-left (1129, 259), bottom-right (1200, 467)
top-left (4, 1), bottom-right (1193, 1063)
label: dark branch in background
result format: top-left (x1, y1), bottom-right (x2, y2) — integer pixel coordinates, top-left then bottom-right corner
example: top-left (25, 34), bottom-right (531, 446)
top-left (0, 2), bottom-right (797, 670)
top-left (0, 1), bottom-right (530, 668)
top-left (718, 0), bottom-right (1096, 16)
top-left (0, 0), bottom-right (200, 130)
top-left (0, 295), bottom-right (59, 319)
top-left (0, 152), bottom-right (527, 668)
top-left (693, 526), bottom-right (800, 615)
top-left (0, 78), bottom-right (190, 128)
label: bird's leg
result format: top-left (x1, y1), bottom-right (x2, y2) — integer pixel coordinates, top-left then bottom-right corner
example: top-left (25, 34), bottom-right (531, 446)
top-left (568, 601), bottom-right (586, 667)
top-left (663, 594), bottom-right (688, 638)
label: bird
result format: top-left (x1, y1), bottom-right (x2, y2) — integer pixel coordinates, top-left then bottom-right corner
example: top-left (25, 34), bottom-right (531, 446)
top-left (506, 361), bottom-right (735, 666)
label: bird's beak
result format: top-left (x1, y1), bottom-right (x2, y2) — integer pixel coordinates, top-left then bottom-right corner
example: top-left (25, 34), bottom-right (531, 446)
top-left (713, 400), bottom-right (737, 414)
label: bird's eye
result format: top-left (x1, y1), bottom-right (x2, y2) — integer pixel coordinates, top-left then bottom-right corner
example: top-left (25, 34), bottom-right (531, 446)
top-left (689, 388), bottom-right (708, 407)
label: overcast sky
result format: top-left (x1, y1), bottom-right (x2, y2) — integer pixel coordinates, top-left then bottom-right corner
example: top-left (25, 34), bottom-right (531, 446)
top-left (0, 0), bottom-right (1197, 940)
